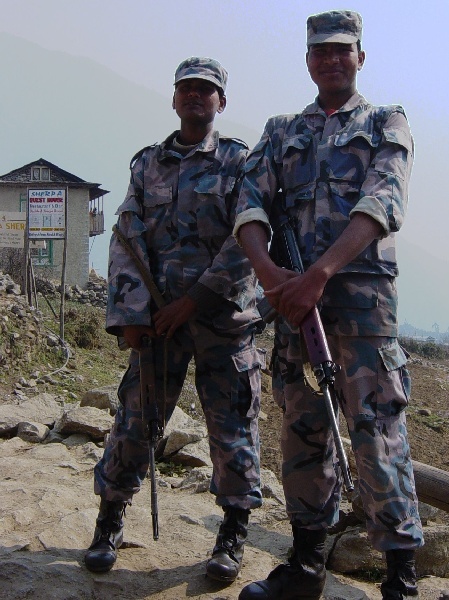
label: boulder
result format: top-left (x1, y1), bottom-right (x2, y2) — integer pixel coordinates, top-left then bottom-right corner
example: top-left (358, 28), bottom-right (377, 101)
top-left (17, 421), bottom-right (49, 443)
top-left (80, 384), bottom-right (120, 415)
top-left (0, 394), bottom-right (63, 436)
top-left (54, 406), bottom-right (113, 441)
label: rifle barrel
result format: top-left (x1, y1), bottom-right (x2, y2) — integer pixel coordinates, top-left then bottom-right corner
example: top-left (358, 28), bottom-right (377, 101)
top-left (140, 337), bottom-right (161, 541)
top-left (322, 385), bottom-right (354, 495)
top-left (149, 445), bottom-right (159, 540)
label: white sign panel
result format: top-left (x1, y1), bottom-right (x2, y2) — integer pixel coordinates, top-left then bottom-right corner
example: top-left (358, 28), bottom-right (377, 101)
top-left (28, 188), bottom-right (66, 239)
top-left (0, 212), bottom-right (26, 248)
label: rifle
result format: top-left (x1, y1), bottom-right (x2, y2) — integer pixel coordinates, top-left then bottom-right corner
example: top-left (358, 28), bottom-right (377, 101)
top-left (258, 216), bottom-right (354, 495)
top-left (112, 224), bottom-right (167, 539)
top-left (139, 335), bottom-right (165, 540)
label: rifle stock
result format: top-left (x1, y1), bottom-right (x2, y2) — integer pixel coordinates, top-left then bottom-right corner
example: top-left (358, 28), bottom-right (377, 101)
top-left (259, 217), bottom-right (354, 495)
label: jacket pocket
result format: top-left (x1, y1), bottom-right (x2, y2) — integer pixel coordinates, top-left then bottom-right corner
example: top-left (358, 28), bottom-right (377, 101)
top-left (282, 181), bottom-right (316, 209)
top-left (376, 340), bottom-right (411, 418)
top-left (231, 346), bottom-right (266, 419)
top-left (142, 186), bottom-right (174, 248)
top-left (280, 133), bottom-right (315, 188)
top-left (194, 175), bottom-right (235, 238)
top-left (333, 128), bottom-right (379, 181)
top-left (334, 128), bottom-right (380, 148)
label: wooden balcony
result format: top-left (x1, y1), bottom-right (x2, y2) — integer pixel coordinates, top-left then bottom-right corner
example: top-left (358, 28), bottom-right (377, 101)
top-left (89, 211), bottom-right (104, 236)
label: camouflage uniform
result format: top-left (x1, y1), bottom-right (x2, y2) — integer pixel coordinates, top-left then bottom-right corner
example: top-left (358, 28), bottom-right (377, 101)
top-left (234, 93), bottom-right (424, 550)
top-left (95, 128), bottom-right (265, 511)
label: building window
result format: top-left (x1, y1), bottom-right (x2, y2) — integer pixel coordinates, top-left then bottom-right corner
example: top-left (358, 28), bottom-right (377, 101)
top-left (31, 240), bottom-right (53, 266)
top-left (20, 193), bottom-right (27, 212)
top-left (31, 166), bottom-right (50, 181)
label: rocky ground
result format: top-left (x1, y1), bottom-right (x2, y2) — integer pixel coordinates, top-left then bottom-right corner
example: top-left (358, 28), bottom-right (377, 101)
top-left (1, 273), bottom-right (449, 600)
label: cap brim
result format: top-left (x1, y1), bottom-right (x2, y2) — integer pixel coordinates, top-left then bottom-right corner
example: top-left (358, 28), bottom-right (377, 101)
top-left (174, 73), bottom-right (224, 92)
top-left (308, 32), bottom-right (359, 45)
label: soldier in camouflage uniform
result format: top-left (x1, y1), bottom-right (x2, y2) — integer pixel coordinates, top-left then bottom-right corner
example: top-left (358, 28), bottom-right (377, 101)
top-left (84, 57), bottom-right (265, 583)
top-left (234, 11), bottom-right (423, 600)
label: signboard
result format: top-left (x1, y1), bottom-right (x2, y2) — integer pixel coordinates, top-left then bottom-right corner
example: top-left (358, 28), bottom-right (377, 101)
top-left (0, 212), bottom-right (26, 248)
top-left (28, 188), bottom-right (66, 239)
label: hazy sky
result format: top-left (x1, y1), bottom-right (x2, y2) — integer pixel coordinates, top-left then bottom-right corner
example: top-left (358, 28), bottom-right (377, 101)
top-left (2, 0), bottom-right (444, 123)
top-left (2, 0), bottom-right (445, 123)
top-left (1, 0), bottom-right (448, 272)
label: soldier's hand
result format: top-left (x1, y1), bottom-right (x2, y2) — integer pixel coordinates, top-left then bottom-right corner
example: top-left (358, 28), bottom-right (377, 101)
top-left (122, 325), bottom-right (156, 350)
top-left (265, 268), bottom-right (326, 326)
top-left (261, 267), bottom-right (298, 312)
top-left (153, 296), bottom-right (197, 339)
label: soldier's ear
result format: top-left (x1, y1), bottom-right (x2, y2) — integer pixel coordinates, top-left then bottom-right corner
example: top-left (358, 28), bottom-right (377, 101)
top-left (172, 93), bottom-right (176, 109)
top-left (357, 50), bottom-right (366, 71)
top-left (217, 95), bottom-right (226, 114)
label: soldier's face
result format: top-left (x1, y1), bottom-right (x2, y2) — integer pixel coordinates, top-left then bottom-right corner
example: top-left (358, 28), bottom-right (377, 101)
top-left (173, 78), bottom-right (226, 124)
top-left (306, 42), bottom-right (365, 96)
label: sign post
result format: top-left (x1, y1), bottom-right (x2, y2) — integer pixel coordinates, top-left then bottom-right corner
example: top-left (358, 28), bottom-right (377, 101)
top-left (28, 188), bottom-right (66, 240)
top-left (0, 211), bottom-right (27, 296)
top-left (27, 188), bottom-right (68, 340)
top-left (0, 212), bottom-right (26, 248)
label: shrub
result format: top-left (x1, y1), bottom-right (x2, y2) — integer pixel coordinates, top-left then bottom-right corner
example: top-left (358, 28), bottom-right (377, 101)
top-left (64, 306), bottom-right (103, 349)
top-left (400, 337), bottom-right (449, 361)
top-left (0, 248), bottom-right (23, 284)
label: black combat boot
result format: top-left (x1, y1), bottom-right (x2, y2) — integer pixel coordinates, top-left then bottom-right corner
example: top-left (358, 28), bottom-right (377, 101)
top-left (380, 549), bottom-right (419, 599)
top-left (84, 499), bottom-right (127, 573)
top-left (238, 526), bottom-right (327, 600)
top-left (206, 507), bottom-right (250, 583)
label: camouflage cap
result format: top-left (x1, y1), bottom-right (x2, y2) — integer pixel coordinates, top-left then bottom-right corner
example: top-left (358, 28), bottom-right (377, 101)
top-left (307, 10), bottom-right (362, 46)
top-left (174, 57), bottom-right (228, 94)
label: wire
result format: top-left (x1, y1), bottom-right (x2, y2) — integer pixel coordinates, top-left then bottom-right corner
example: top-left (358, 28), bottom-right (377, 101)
top-left (41, 323), bottom-right (72, 377)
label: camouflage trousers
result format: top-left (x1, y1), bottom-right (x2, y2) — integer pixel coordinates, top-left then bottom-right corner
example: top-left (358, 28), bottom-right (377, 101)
top-left (272, 324), bottom-right (424, 552)
top-left (94, 320), bottom-right (264, 510)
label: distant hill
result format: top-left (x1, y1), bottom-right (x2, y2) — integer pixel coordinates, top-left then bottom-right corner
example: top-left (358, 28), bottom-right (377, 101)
top-left (0, 32), bottom-right (447, 331)
top-left (396, 236), bottom-right (449, 333)
top-left (0, 31), bottom-right (259, 278)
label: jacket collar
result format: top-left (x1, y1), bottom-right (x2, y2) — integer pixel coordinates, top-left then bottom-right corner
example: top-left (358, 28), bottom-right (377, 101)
top-left (303, 91), bottom-right (368, 117)
top-left (158, 129), bottom-right (219, 160)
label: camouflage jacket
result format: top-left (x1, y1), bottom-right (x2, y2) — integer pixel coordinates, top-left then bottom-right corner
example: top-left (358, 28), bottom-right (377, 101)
top-left (106, 129), bottom-right (260, 335)
top-left (234, 93), bottom-right (414, 336)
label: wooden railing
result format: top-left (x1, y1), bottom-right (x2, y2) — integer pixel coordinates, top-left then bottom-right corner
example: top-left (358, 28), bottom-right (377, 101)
top-left (89, 212), bottom-right (104, 236)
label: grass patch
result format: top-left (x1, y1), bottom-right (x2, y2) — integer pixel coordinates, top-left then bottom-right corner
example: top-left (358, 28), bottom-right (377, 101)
top-left (63, 306), bottom-right (104, 349)
top-left (409, 411), bottom-right (447, 432)
top-left (25, 299), bottom-right (126, 400)
top-left (352, 567), bottom-right (384, 583)
top-left (156, 461), bottom-right (190, 477)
